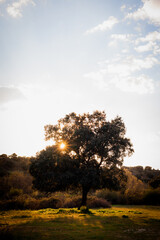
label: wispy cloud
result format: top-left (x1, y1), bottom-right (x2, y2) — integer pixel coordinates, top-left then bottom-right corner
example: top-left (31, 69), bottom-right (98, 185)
top-left (106, 55), bottom-right (158, 75)
top-left (85, 16), bottom-right (118, 34)
top-left (136, 31), bottom-right (160, 43)
top-left (135, 31), bottom-right (160, 54)
top-left (126, 0), bottom-right (160, 26)
top-left (115, 74), bottom-right (154, 94)
top-left (84, 55), bottom-right (159, 94)
top-left (108, 34), bottom-right (133, 46)
top-left (6, 0), bottom-right (35, 18)
top-left (135, 42), bottom-right (154, 52)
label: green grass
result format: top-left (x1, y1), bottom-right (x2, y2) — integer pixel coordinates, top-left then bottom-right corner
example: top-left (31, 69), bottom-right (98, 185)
top-left (0, 206), bottom-right (160, 240)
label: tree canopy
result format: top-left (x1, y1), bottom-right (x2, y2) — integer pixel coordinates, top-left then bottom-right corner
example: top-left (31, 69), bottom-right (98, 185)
top-left (30, 111), bottom-right (134, 206)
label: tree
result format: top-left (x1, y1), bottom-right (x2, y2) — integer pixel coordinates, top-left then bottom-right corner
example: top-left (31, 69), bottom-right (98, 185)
top-left (30, 111), bottom-right (134, 207)
top-left (124, 169), bottom-right (146, 204)
top-left (149, 174), bottom-right (160, 189)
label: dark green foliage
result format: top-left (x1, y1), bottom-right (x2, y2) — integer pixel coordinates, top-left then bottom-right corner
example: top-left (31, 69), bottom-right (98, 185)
top-left (0, 154), bottom-right (14, 177)
top-left (143, 189), bottom-right (160, 205)
top-left (30, 146), bottom-right (79, 193)
top-left (0, 153), bottom-right (30, 177)
top-left (30, 111), bottom-right (133, 206)
top-left (149, 174), bottom-right (160, 189)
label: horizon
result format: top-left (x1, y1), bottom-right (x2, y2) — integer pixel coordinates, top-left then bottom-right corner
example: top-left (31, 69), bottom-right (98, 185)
top-left (0, 0), bottom-right (160, 169)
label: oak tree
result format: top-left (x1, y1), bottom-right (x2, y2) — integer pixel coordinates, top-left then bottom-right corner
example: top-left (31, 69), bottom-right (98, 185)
top-left (30, 111), bottom-right (134, 206)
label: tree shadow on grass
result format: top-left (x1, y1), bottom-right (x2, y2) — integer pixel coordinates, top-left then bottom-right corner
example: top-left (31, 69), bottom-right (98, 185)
top-left (0, 214), bottom-right (160, 240)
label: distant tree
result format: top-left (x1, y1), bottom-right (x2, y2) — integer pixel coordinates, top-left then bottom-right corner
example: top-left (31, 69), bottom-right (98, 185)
top-left (124, 169), bottom-right (146, 204)
top-left (149, 174), bottom-right (160, 189)
top-left (0, 153), bottom-right (32, 199)
top-left (30, 111), bottom-right (134, 207)
top-left (0, 154), bottom-right (14, 177)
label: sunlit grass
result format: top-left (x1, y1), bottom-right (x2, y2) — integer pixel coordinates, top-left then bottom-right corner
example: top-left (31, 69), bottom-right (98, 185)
top-left (0, 206), bottom-right (160, 240)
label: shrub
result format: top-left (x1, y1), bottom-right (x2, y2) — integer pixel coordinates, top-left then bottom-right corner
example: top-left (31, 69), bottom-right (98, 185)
top-left (88, 197), bottom-right (111, 208)
top-left (7, 171), bottom-right (33, 195)
top-left (124, 169), bottom-right (146, 204)
top-left (38, 197), bottom-right (62, 209)
top-left (63, 196), bottom-right (111, 208)
top-left (8, 188), bottom-right (23, 198)
top-left (143, 189), bottom-right (160, 205)
top-left (0, 196), bottom-right (62, 210)
top-left (95, 189), bottom-right (125, 204)
top-left (64, 197), bottom-right (81, 208)
top-left (0, 196), bottom-right (26, 210)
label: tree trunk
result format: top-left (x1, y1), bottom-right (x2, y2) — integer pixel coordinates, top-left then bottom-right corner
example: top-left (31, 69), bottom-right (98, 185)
top-left (80, 186), bottom-right (89, 207)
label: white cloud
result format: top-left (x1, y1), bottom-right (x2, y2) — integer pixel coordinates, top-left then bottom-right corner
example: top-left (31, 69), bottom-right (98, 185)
top-left (115, 75), bottom-right (154, 94)
top-left (84, 55), bottom-right (159, 94)
top-left (121, 49), bottom-right (129, 54)
top-left (111, 34), bottom-right (133, 41)
top-left (136, 31), bottom-right (160, 44)
top-left (7, 0), bottom-right (35, 18)
top-left (108, 34), bottom-right (133, 46)
top-left (135, 31), bottom-right (160, 54)
top-left (120, 4), bottom-right (126, 11)
top-left (153, 45), bottom-right (160, 54)
top-left (134, 24), bottom-right (142, 32)
top-left (106, 55), bottom-right (158, 76)
top-left (126, 0), bottom-right (160, 26)
top-left (0, 0), bottom-right (5, 3)
top-left (85, 16), bottom-right (118, 34)
top-left (135, 42), bottom-right (154, 52)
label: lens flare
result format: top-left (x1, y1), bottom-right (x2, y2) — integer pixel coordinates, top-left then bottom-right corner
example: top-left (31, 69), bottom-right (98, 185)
top-left (60, 143), bottom-right (65, 150)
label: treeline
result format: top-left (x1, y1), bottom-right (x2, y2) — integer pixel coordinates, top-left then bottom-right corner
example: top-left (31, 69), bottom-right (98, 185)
top-left (0, 154), bottom-right (32, 200)
top-left (124, 166), bottom-right (160, 184)
top-left (0, 153), bottom-right (160, 210)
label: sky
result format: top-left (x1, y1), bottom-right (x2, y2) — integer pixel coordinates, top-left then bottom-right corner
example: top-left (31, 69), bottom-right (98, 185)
top-left (0, 0), bottom-right (160, 169)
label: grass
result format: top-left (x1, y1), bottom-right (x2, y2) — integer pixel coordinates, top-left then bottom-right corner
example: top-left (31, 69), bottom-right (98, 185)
top-left (0, 206), bottom-right (160, 239)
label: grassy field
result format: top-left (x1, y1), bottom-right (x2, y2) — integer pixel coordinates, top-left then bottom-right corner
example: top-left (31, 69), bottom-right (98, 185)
top-left (0, 206), bottom-right (160, 240)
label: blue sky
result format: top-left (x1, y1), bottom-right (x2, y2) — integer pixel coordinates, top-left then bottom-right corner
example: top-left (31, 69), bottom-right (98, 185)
top-left (0, 0), bottom-right (160, 169)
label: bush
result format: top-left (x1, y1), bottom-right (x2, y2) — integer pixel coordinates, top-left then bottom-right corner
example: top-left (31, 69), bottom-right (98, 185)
top-left (0, 196), bottom-right (26, 210)
top-left (63, 196), bottom-right (111, 208)
top-left (124, 169), bottom-right (146, 204)
top-left (38, 197), bottom-right (62, 209)
top-left (88, 197), bottom-right (111, 208)
top-left (8, 188), bottom-right (23, 199)
top-left (64, 197), bottom-right (81, 208)
top-left (143, 189), bottom-right (160, 205)
top-left (95, 189), bottom-right (126, 204)
top-left (0, 196), bottom-right (62, 210)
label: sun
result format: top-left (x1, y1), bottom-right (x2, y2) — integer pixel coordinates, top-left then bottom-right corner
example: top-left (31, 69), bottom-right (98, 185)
top-left (60, 142), bottom-right (66, 150)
